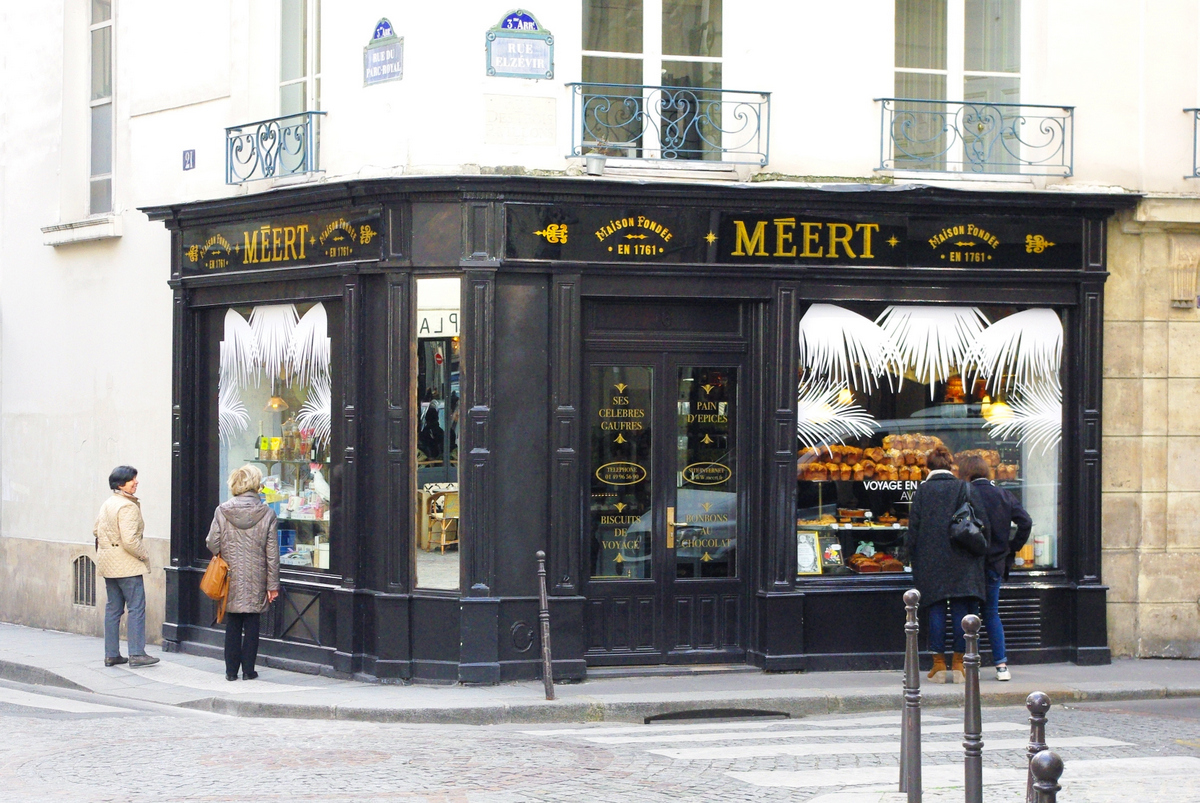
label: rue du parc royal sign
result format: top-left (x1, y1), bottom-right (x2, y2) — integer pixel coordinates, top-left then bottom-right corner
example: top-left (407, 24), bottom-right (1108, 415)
top-left (363, 18), bottom-right (403, 86)
top-left (486, 9), bottom-right (553, 79)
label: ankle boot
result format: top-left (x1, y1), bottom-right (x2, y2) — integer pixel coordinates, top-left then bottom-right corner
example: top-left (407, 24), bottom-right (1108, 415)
top-left (927, 653), bottom-right (947, 681)
top-left (951, 652), bottom-right (965, 683)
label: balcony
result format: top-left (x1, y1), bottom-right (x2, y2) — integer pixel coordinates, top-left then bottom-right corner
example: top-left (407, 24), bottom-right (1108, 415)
top-left (877, 98), bottom-right (1073, 177)
top-left (1186, 108), bottom-right (1200, 178)
top-left (567, 83), bottom-right (770, 166)
top-left (226, 111), bottom-right (325, 185)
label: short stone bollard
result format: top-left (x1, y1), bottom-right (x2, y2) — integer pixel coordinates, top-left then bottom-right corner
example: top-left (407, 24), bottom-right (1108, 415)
top-left (899, 589), bottom-right (922, 802)
top-left (1030, 749), bottom-right (1064, 803)
top-left (535, 550), bottom-right (555, 701)
top-left (961, 614), bottom-right (984, 803)
top-left (1025, 691), bottom-right (1051, 803)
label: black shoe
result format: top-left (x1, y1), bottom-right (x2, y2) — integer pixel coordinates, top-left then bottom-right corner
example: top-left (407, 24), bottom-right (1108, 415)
top-left (226, 674), bottom-right (238, 681)
top-left (104, 656), bottom-right (128, 667)
top-left (242, 670), bottom-right (258, 681)
top-left (128, 654), bottom-right (160, 667)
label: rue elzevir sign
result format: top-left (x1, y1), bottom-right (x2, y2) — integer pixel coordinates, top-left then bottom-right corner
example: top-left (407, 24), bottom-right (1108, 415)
top-left (505, 203), bottom-right (1083, 270)
top-left (182, 209), bottom-right (382, 272)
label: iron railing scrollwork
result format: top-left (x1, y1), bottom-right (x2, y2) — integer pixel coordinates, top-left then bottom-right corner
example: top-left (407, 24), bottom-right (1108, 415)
top-left (1186, 108), bottom-right (1200, 178)
top-left (877, 98), bottom-right (1073, 177)
top-left (567, 82), bottom-right (770, 166)
top-left (226, 111), bottom-right (326, 185)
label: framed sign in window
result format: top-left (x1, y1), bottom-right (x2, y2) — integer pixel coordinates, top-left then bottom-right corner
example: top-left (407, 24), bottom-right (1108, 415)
top-left (797, 530), bottom-right (822, 576)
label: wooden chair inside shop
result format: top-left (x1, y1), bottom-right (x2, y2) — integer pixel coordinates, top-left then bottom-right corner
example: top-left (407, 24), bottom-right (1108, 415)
top-left (427, 491), bottom-right (460, 553)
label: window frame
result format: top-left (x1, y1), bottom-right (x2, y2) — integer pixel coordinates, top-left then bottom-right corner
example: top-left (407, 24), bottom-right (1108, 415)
top-left (894, 0), bottom-right (1021, 104)
top-left (279, 0), bottom-right (322, 116)
top-left (88, 2), bottom-right (114, 215)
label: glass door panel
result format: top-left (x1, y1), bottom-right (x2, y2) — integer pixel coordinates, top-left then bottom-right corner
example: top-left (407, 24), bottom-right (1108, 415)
top-left (589, 365), bottom-right (654, 580)
top-left (673, 366), bottom-right (736, 579)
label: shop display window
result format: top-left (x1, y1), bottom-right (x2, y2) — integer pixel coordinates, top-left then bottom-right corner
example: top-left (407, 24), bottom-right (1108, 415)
top-left (795, 304), bottom-right (1061, 578)
top-left (414, 278), bottom-right (461, 591)
top-left (217, 302), bottom-right (333, 570)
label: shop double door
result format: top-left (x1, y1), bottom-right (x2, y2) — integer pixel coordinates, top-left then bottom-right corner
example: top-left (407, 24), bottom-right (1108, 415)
top-left (583, 350), bottom-right (747, 665)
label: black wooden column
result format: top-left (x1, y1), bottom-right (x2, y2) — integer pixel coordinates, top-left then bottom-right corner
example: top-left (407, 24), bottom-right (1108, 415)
top-left (333, 272), bottom-right (364, 674)
top-left (164, 225), bottom-right (192, 650)
top-left (549, 273), bottom-right (582, 597)
top-left (1073, 216), bottom-right (1110, 664)
top-left (459, 265), bottom-right (500, 682)
top-left (768, 283), bottom-right (799, 591)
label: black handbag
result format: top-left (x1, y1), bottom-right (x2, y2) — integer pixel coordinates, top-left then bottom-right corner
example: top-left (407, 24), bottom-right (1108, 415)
top-left (949, 484), bottom-right (989, 557)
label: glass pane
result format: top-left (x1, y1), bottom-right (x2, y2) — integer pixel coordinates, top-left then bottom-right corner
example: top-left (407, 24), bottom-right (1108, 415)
top-left (217, 303), bottom-right (334, 572)
top-left (966, 0), bottom-right (1020, 73)
top-left (964, 74), bottom-right (1019, 104)
top-left (895, 0), bottom-right (946, 70)
top-left (313, 0), bottom-right (322, 74)
top-left (581, 57), bottom-right (645, 155)
top-left (590, 366), bottom-right (653, 580)
top-left (90, 102), bottom-right (112, 175)
top-left (89, 177), bottom-right (111, 215)
top-left (675, 367), bottom-right (736, 579)
top-left (892, 73), bottom-right (946, 169)
top-left (415, 278), bottom-right (461, 591)
top-left (280, 82), bottom-right (306, 118)
top-left (663, 0), bottom-right (722, 58)
top-left (281, 0), bottom-right (307, 82)
top-left (583, 0), bottom-right (643, 53)
top-left (91, 0), bottom-right (111, 24)
top-left (582, 54), bottom-right (643, 86)
top-left (795, 304), bottom-right (1061, 578)
top-left (90, 27), bottom-right (111, 100)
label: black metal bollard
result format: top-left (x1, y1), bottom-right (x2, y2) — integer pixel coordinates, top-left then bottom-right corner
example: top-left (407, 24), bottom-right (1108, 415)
top-left (1030, 749), bottom-right (1063, 803)
top-left (899, 589), bottom-right (922, 802)
top-left (1025, 692), bottom-right (1051, 803)
top-left (535, 550), bottom-right (555, 701)
top-left (961, 614), bottom-right (983, 803)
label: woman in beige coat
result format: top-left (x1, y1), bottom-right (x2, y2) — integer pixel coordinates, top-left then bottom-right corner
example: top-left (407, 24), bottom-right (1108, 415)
top-left (94, 465), bottom-right (159, 668)
top-left (206, 465), bottom-right (280, 680)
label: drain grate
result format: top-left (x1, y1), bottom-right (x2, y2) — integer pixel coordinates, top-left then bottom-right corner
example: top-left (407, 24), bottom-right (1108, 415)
top-left (644, 708), bottom-right (790, 724)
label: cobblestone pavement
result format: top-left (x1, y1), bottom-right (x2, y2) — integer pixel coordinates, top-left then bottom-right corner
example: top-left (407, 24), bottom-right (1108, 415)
top-left (1, 680), bottom-right (1199, 802)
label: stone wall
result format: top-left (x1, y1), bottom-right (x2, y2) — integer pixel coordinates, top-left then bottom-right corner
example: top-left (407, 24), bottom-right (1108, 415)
top-left (0, 536), bottom-right (169, 644)
top-left (1104, 200), bottom-right (1200, 657)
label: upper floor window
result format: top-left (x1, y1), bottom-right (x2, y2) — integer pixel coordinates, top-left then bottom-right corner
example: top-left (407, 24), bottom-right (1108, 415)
top-left (895, 0), bottom-right (1019, 104)
top-left (281, 0), bottom-right (321, 116)
top-left (583, 0), bottom-right (722, 91)
top-left (89, 0), bottom-right (113, 214)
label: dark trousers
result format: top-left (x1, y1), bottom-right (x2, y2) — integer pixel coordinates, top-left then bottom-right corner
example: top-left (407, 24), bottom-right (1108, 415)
top-left (928, 597), bottom-right (980, 654)
top-left (224, 612), bottom-right (261, 677)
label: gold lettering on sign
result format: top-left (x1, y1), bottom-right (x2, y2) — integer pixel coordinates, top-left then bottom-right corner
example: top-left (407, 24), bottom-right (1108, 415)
top-left (732, 220), bottom-right (768, 256)
top-left (242, 224), bottom-right (309, 264)
top-left (801, 221), bottom-right (823, 257)
top-left (774, 218), bottom-right (797, 257)
top-left (534, 224), bottom-right (569, 243)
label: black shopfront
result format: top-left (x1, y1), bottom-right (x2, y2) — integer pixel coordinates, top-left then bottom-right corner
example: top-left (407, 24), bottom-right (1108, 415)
top-left (145, 178), bottom-right (1134, 682)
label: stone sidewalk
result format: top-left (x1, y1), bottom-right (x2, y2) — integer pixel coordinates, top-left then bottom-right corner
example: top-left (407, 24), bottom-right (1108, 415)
top-left (1, 621), bottom-right (1195, 724)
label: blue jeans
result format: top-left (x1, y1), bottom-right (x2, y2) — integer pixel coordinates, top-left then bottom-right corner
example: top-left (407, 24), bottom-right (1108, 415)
top-left (983, 568), bottom-right (1007, 665)
top-left (104, 575), bottom-right (147, 658)
top-left (928, 597), bottom-right (979, 655)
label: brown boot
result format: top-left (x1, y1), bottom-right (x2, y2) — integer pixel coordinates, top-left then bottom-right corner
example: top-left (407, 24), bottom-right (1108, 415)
top-left (951, 652), bottom-right (965, 683)
top-left (927, 654), bottom-right (947, 681)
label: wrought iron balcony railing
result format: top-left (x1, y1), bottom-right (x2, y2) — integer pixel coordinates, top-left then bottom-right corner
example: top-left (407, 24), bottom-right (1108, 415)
top-left (1186, 108), bottom-right (1200, 178)
top-left (226, 111), bottom-right (325, 185)
top-left (877, 98), bottom-right (1073, 177)
top-left (567, 82), bottom-right (770, 166)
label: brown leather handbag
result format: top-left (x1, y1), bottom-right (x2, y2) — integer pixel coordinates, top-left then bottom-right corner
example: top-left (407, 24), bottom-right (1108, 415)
top-left (199, 554), bottom-right (229, 623)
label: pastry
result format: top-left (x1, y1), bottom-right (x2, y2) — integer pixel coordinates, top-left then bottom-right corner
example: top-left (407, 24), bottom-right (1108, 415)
top-left (844, 446), bottom-right (863, 464)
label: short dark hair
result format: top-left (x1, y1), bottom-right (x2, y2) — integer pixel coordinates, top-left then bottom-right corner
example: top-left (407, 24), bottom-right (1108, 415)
top-left (925, 445), bottom-right (955, 472)
top-left (958, 454), bottom-right (990, 481)
top-left (109, 465), bottom-right (138, 490)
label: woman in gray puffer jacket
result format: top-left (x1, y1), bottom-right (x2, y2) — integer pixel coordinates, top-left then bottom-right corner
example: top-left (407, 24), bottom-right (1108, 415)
top-left (905, 445), bottom-right (986, 683)
top-left (206, 464), bottom-right (280, 681)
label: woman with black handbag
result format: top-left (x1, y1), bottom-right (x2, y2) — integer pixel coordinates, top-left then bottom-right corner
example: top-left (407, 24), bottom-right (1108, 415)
top-left (905, 445), bottom-right (987, 683)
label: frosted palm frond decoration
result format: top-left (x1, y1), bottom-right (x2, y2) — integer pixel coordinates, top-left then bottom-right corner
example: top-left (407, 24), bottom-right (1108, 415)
top-left (875, 306), bottom-right (990, 397)
top-left (985, 380), bottom-right (1062, 455)
top-left (217, 347), bottom-right (250, 448)
top-left (220, 309), bottom-right (260, 387)
top-left (288, 303), bottom-right (331, 386)
top-left (296, 373), bottom-right (332, 452)
top-left (799, 304), bottom-right (900, 393)
top-left (796, 382), bottom-right (878, 456)
top-left (967, 308), bottom-right (1062, 394)
top-left (249, 304), bottom-right (299, 381)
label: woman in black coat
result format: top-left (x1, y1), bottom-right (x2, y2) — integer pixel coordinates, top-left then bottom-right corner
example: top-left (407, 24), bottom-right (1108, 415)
top-left (905, 445), bottom-right (986, 682)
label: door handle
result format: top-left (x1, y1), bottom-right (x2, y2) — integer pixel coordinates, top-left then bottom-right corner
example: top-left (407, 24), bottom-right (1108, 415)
top-left (667, 506), bottom-right (675, 549)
